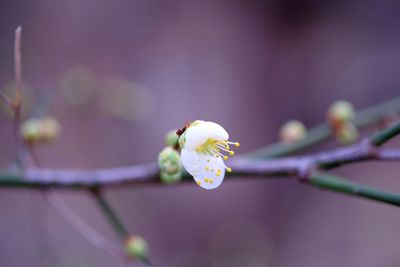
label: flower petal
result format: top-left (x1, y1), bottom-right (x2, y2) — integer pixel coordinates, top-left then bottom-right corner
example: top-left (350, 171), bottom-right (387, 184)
top-left (193, 154), bottom-right (225, 190)
top-left (183, 121), bottom-right (209, 150)
top-left (203, 121), bottom-right (229, 141)
top-left (181, 149), bottom-right (201, 176)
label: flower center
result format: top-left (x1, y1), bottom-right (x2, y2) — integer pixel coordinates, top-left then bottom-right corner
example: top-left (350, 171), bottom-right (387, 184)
top-left (196, 139), bottom-right (240, 173)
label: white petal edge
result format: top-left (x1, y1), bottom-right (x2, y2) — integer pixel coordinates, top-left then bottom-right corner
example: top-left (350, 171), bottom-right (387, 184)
top-left (203, 121), bottom-right (229, 141)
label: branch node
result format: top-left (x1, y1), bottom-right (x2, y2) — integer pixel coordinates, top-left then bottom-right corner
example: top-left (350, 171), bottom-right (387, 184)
top-left (297, 159), bottom-right (314, 181)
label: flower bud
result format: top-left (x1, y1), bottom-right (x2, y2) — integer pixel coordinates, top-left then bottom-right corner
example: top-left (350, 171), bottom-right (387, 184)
top-left (21, 116), bottom-right (61, 144)
top-left (160, 172), bottom-right (182, 184)
top-left (279, 120), bottom-right (307, 143)
top-left (40, 116), bottom-right (61, 143)
top-left (335, 122), bottom-right (359, 145)
top-left (178, 132), bottom-right (186, 149)
top-left (21, 118), bottom-right (41, 143)
top-left (158, 147), bottom-right (182, 184)
top-left (164, 129), bottom-right (179, 147)
top-left (124, 235), bottom-right (149, 260)
top-left (327, 100), bottom-right (355, 126)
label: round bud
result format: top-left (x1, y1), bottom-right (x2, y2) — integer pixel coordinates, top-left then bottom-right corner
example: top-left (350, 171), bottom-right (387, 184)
top-left (158, 147), bottom-right (182, 184)
top-left (164, 129), bottom-right (179, 147)
top-left (327, 100), bottom-right (355, 126)
top-left (336, 122), bottom-right (359, 145)
top-left (160, 172), bottom-right (182, 184)
top-left (21, 118), bottom-right (41, 143)
top-left (21, 116), bottom-right (61, 144)
top-left (40, 116), bottom-right (61, 143)
top-left (279, 120), bottom-right (307, 143)
top-left (124, 235), bottom-right (149, 260)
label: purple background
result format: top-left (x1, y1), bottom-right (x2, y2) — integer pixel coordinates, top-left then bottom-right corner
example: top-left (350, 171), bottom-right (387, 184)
top-left (0, 1), bottom-right (400, 266)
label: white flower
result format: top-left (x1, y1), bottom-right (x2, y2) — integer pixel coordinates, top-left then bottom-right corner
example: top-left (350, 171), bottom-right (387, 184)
top-left (179, 120), bottom-right (239, 190)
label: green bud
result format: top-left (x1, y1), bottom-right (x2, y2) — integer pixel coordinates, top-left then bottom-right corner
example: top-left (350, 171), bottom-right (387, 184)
top-left (164, 129), bottom-right (179, 147)
top-left (21, 118), bottom-right (41, 143)
top-left (178, 132), bottom-right (186, 149)
top-left (279, 120), bottom-right (307, 143)
top-left (125, 235), bottom-right (149, 260)
top-left (336, 122), bottom-right (359, 145)
top-left (21, 116), bottom-right (61, 144)
top-left (327, 100), bottom-right (355, 126)
top-left (158, 147), bottom-right (182, 184)
top-left (40, 116), bottom-right (61, 143)
top-left (160, 171), bottom-right (182, 184)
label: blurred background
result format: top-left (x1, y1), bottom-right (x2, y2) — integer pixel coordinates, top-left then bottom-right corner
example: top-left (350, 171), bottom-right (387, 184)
top-left (0, 0), bottom-right (400, 266)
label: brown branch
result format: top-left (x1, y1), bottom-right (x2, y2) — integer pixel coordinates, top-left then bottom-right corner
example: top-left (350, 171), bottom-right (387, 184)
top-left (0, 123), bottom-right (399, 189)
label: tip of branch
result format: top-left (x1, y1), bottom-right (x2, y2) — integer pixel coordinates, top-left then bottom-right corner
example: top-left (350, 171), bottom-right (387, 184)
top-left (15, 26), bottom-right (22, 35)
top-left (13, 25), bottom-right (22, 110)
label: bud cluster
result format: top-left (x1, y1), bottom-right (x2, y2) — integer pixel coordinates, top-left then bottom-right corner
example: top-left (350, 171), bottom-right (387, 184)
top-left (21, 116), bottom-right (61, 144)
top-left (327, 100), bottom-right (358, 144)
top-left (158, 130), bottom-right (183, 184)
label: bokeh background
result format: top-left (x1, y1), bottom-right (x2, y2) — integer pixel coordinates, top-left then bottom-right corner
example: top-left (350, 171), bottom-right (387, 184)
top-left (0, 0), bottom-right (400, 266)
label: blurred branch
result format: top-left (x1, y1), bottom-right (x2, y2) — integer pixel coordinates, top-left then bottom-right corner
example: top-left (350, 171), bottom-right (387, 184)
top-left (12, 26), bottom-right (24, 167)
top-left (371, 121), bottom-right (400, 146)
top-left (0, 91), bottom-right (13, 107)
top-left (0, 27), bottom-right (141, 267)
top-left (91, 190), bottom-right (154, 266)
top-left (247, 97), bottom-right (400, 159)
top-left (13, 26), bottom-right (22, 111)
top-left (306, 172), bottom-right (400, 207)
top-left (91, 189), bottom-right (129, 238)
top-left (45, 192), bottom-right (130, 265)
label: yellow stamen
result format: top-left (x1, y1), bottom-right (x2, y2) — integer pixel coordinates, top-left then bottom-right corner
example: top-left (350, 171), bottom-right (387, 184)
top-left (229, 151), bottom-right (234, 156)
top-left (197, 180), bottom-right (201, 186)
top-left (227, 168), bottom-right (232, 173)
top-left (223, 156), bottom-right (228, 160)
top-left (205, 166), bottom-right (210, 171)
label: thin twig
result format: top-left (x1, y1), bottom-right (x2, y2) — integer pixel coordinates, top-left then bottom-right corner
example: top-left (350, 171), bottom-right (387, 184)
top-left (91, 189), bottom-right (129, 238)
top-left (45, 192), bottom-right (127, 265)
top-left (13, 26), bottom-right (22, 111)
top-left (26, 137), bottom-right (130, 266)
top-left (12, 26), bottom-right (24, 167)
top-left (247, 97), bottom-right (400, 159)
top-left (0, 91), bottom-right (13, 107)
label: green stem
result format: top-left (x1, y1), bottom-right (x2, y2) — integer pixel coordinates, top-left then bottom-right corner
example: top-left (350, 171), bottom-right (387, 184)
top-left (248, 97), bottom-right (400, 159)
top-left (371, 121), bottom-right (400, 146)
top-left (307, 172), bottom-right (400, 207)
top-left (92, 190), bottom-right (129, 238)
